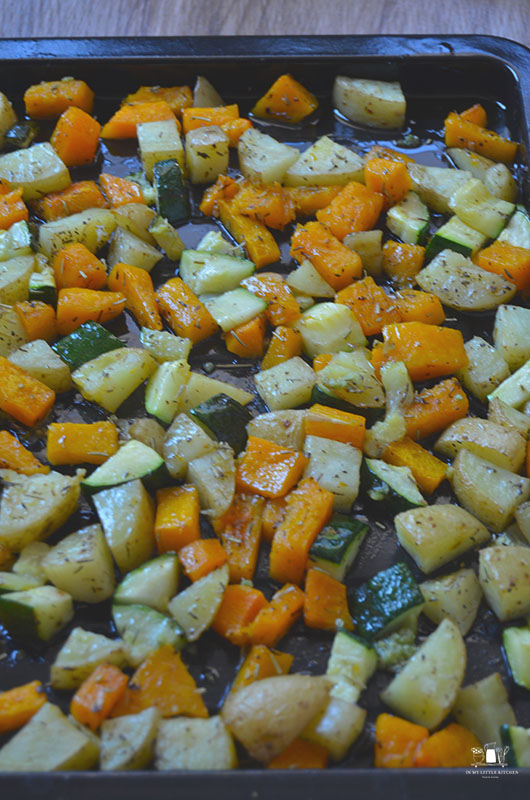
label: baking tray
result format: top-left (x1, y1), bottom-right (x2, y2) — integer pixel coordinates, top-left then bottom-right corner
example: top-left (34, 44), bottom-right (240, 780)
top-left (1, 34), bottom-right (530, 799)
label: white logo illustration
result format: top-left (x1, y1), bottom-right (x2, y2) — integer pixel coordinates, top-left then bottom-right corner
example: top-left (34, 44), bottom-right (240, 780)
top-left (471, 742), bottom-right (509, 767)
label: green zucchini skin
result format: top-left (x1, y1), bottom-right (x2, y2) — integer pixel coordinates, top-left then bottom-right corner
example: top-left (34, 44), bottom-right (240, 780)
top-left (82, 440), bottom-right (171, 495)
top-left (5, 121), bottom-right (39, 150)
top-left (311, 385), bottom-right (385, 426)
top-left (153, 159), bottom-right (189, 225)
top-left (361, 459), bottom-right (425, 515)
top-left (350, 561), bottom-right (424, 641)
top-left (28, 269), bottom-right (57, 306)
top-left (52, 321), bottom-right (124, 371)
top-left (190, 392), bottom-right (252, 454)
top-left (309, 515), bottom-right (368, 581)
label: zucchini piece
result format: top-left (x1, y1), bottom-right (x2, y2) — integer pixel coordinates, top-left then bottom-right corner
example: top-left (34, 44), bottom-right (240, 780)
top-left (148, 215), bottom-right (185, 261)
top-left (374, 627), bottom-right (416, 671)
top-left (363, 458), bottom-right (426, 513)
top-left (302, 698), bottom-right (366, 762)
top-left (0, 254), bottom-right (35, 303)
top-left (425, 215), bottom-right (487, 260)
top-left (114, 553), bottom-right (179, 613)
top-left (501, 724), bottom-right (530, 767)
top-left (420, 568), bottom-right (482, 636)
top-left (137, 117), bottom-right (185, 180)
top-left (163, 412), bottom-right (216, 480)
top-left (155, 716), bottom-right (237, 771)
top-left (203, 288), bottom-right (267, 332)
top-left (0, 571), bottom-right (43, 593)
top-left (12, 541), bottom-right (50, 583)
top-left (39, 208), bottom-right (116, 257)
top-left (297, 302), bottom-right (366, 358)
top-left (50, 627), bottom-right (128, 690)
top-left (454, 673), bottom-right (516, 743)
top-left (284, 135), bottom-right (364, 187)
top-left (380, 618), bottom-right (466, 729)
top-left (327, 630), bottom-right (377, 694)
top-left (107, 226), bottom-right (162, 272)
top-left (52, 320), bottom-right (124, 371)
top-left (153, 158), bottom-right (189, 225)
top-left (0, 220), bottom-right (33, 262)
top-left (350, 561), bottom-right (424, 641)
top-left (303, 435), bottom-right (362, 512)
top-left (187, 444), bottom-right (235, 518)
top-left (82, 439), bottom-right (170, 494)
top-left (179, 371), bottom-right (253, 411)
top-left (93, 478), bottom-right (155, 574)
top-left (247, 409), bottom-right (306, 451)
top-left (485, 163), bottom-right (518, 202)
top-left (168, 563), bottom-right (229, 641)
top-left (449, 178), bottom-right (515, 238)
top-left (407, 163), bottom-right (472, 214)
top-left (446, 147), bottom-right (495, 181)
top-left (185, 125), bottom-right (230, 184)
top-left (0, 585), bottom-right (73, 643)
top-left (333, 77), bottom-right (406, 129)
top-left (144, 359), bottom-right (190, 424)
top-left (9, 339), bottom-right (73, 393)
top-left (0, 142), bottom-right (70, 201)
top-left (125, 170), bottom-right (157, 206)
top-left (72, 347), bottom-right (157, 413)
top-left (255, 356), bottom-right (316, 411)
top-left (112, 603), bottom-right (185, 667)
top-left (386, 191), bottom-right (429, 245)
top-left (434, 417), bottom-right (526, 473)
top-left (190, 392), bottom-right (252, 455)
top-left (309, 515), bottom-right (368, 581)
top-left (456, 336), bottom-right (510, 403)
top-left (395, 503), bottom-right (490, 574)
top-left (479, 545), bottom-right (530, 621)
top-left (238, 128), bottom-right (299, 185)
top-left (503, 626), bottom-right (530, 690)
top-left (28, 264), bottom-right (57, 306)
top-left (286, 258), bottom-right (335, 298)
top-left (0, 702), bottom-right (98, 772)
top-left (180, 249), bottom-right (255, 295)
top-left (42, 524), bottom-right (115, 604)
top-left (498, 204), bottom-right (530, 248)
top-left (310, 384), bottom-right (384, 424)
top-left (493, 304), bottom-right (530, 372)
top-left (100, 706), bottom-right (161, 771)
top-left (140, 326), bottom-right (191, 363)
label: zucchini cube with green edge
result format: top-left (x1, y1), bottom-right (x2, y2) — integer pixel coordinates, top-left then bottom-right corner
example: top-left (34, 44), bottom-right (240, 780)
top-left (327, 630), bottom-right (377, 692)
top-left (155, 716), bottom-right (237, 771)
top-left (153, 158), bottom-right (189, 225)
top-left (0, 585), bottom-right (73, 643)
top-left (50, 626), bottom-right (129, 690)
top-left (29, 264), bottom-right (57, 306)
top-left (42, 524), bottom-right (115, 603)
top-left (0, 142), bottom-right (70, 201)
top-left (114, 553), bottom-right (179, 613)
top-left (168, 563), bottom-right (229, 641)
top-left (8, 339), bottom-right (73, 393)
top-left (107, 226), bottom-right (162, 272)
top-left (255, 356), bottom-right (316, 411)
top-left (190, 393), bottom-right (252, 455)
top-left (140, 326), bottom-right (191, 363)
top-left (0, 468), bottom-right (83, 552)
top-left (187, 444), bottom-right (235, 518)
top-left (501, 724), bottom-right (530, 767)
top-left (420, 568), bottom-right (482, 636)
top-left (125, 171), bottom-right (157, 206)
top-left (363, 458), bottom-right (426, 514)
top-left (424, 215), bottom-right (487, 261)
top-left (284, 135), bottom-right (364, 187)
top-left (503, 627), bottom-right (530, 690)
top-left (449, 177), bottom-right (515, 238)
top-left (0, 570), bottom-right (43, 593)
top-left (350, 561), bottom-right (424, 641)
top-left (395, 503), bottom-right (490, 574)
top-left (163, 412), bottom-right (216, 480)
top-left (296, 302), bottom-right (366, 358)
top-left (145, 358), bottom-right (190, 425)
top-left (493, 304), bottom-right (530, 372)
top-left (302, 698), bottom-right (366, 762)
top-left (82, 439), bottom-right (170, 494)
top-left (333, 76), bottom-right (405, 129)
top-left (454, 672), bottom-right (516, 744)
top-left (203, 288), bottom-right (267, 333)
top-left (416, 249), bottom-right (516, 312)
top-left (0, 702), bottom-right (99, 772)
top-left (93, 479), bottom-right (155, 574)
top-left (479, 545), bottom-right (530, 621)
top-left (309, 515), bottom-right (368, 581)
top-left (5, 120), bottom-right (39, 150)
top-left (407, 163), bottom-right (472, 214)
top-left (238, 127), bottom-right (299, 184)
top-left (52, 320), bottom-right (124, 371)
top-left (380, 618), bottom-right (466, 730)
top-left (38, 208), bottom-right (116, 257)
top-left (286, 258), bottom-right (335, 298)
top-left (0, 254), bottom-right (35, 304)
top-left (112, 603), bottom-right (185, 667)
top-left (303, 435), bottom-right (362, 512)
top-left (72, 347), bottom-right (157, 414)
top-left (185, 125), bottom-right (230, 184)
top-left (456, 335), bottom-right (510, 403)
top-left (0, 220), bottom-right (33, 262)
top-left (100, 706), bottom-right (162, 771)
top-left (0, 302), bottom-right (28, 356)
top-left (387, 191), bottom-right (429, 245)
top-left (148, 216), bottom-right (185, 261)
top-left (137, 117), bottom-right (185, 180)
top-left (498, 204), bottom-right (530, 248)
top-left (179, 371), bottom-right (254, 412)
top-left (247, 409), bottom-right (306, 451)
top-left (180, 249), bottom-right (255, 295)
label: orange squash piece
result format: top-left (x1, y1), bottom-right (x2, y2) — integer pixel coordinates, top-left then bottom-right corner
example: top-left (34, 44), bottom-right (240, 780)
top-left (316, 181), bottom-right (384, 240)
top-left (155, 485), bottom-right (200, 553)
top-left (230, 644), bottom-right (293, 694)
top-left (242, 273), bottom-right (300, 327)
top-left (46, 420), bottom-right (119, 466)
top-left (382, 240), bottom-right (425, 285)
top-left (212, 492), bottom-right (264, 582)
top-left (335, 276), bottom-right (402, 336)
top-left (212, 584), bottom-right (268, 645)
top-left (262, 497), bottom-right (287, 543)
top-left (268, 738), bottom-right (329, 769)
top-left (364, 158), bottom-right (411, 209)
top-left (156, 277), bottom-right (218, 344)
top-left (231, 182), bottom-right (296, 231)
top-left (24, 79), bottom-right (94, 118)
top-left (383, 437), bottom-right (448, 494)
top-left (32, 180), bottom-right (107, 222)
top-left (236, 436), bottom-right (308, 499)
top-left (404, 378), bottom-right (469, 440)
top-left (304, 403), bottom-right (366, 448)
top-left (261, 325), bottom-right (302, 370)
top-left (304, 568), bottom-right (353, 631)
top-left (99, 173), bottom-right (145, 207)
top-left (459, 103), bottom-right (487, 127)
top-left (50, 106), bottom-right (101, 167)
top-left (0, 430), bottom-right (49, 475)
top-left (0, 188), bottom-right (28, 230)
top-left (243, 583), bottom-right (305, 647)
top-left (124, 85), bottom-right (193, 116)
top-left (182, 104), bottom-right (239, 135)
top-left (0, 680), bottom-right (47, 734)
top-left (290, 221), bottom-right (362, 290)
top-left (14, 301), bottom-right (56, 343)
top-left (374, 713), bottom-right (429, 768)
top-left (379, 321), bottom-right (468, 382)
top-left (252, 74), bottom-right (318, 123)
top-left (218, 199), bottom-right (281, 268)
top-left (444, 111), bottom-right (518, 163)
top-left (392, 288), bottom-right (445, 325)
top-left (178, 538), bottom-right (228, 582)
top-left (475, 240), bottom-right (530, 291)
top-left (108, 262), bottom-right (162, 330)
top-left (199, 175), bottom-right (241, 217)
top-left (55, 288), bottom-right (126, 335)
top-left (70, 664), bottom-right (128, 731)
top-left (413, 722), bottom-right (482, 767)
top-left (220, 117), bottom-right (254, 146)
top-left (53, 242), bottom-right (107, 290)
top-left (101, 101), bottom-right (177, 139)
top-left (0, 357), bottom-right (55, 427)
top-left (288, 185), bottom-right (342, 217)
top-left (225, 314), bottom-right (266, 359)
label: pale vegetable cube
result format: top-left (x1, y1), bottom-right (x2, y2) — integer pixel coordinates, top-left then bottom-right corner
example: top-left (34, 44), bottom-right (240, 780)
top-left (93, 479), bottom-right (155, 573)
top-left (194, 75), bottom-right (224, 107)
top-left (156, 716), bottom-right (237, 771)
top-left (303, 698), bottom-right (366, 762)
top-left (453, 673), bottom-right (516, 743)
top-left (317, 350), bottom-right (385, 408)
top-left (8, 338), bottom-right (72, 393)
top-left (488, 398), bottom-right (530, 438)
top-left (0, 91), bottom-right (16, 146)
top-left (0, 585), bottom-right (73, 641)
top-left (286, 258), bottom-right (335, 298)
top-left (0, 254), bottom-right (35, 303)
top-left (0, 468), bottom-right (82, 551)
top-left (13, 541), bottom-right (50, 583)
top-left (488, 360), bottom-right (530, 408)
top-left (163, 412), bottom-right (216, 480)
top-left (255, 356), bottom-right (316, 411)
top-left (101, 707), bottom-right (161, 771)
top-left (494, 305), bottom-right (530, 372)
top-left (138, 118), bottom-right (184, 179)
top-left (107, 226), bottom-right (162, 272)
top-left (284, 135), bottom-right (364, 187)
top-left (297, 302), bottom-right (366, 358)
top-left (514, 500), bottom-right (530, 543)
top-left (0, 303), bottom-right (28, 356)
top-left (43, 524), bottom-right (115, 603)
top-left (333, 77), bottom-right (406, 129)
top-left (238, 128), bottom-right (299, 184)
top-left (168, 564), bottom-right (229, 641)
top-left (179, 371), bottom-right (253, 411)
top-left (39, 208), bottom-right (116, 257)
top-left (186, 125), bottom-right (230, 184)
top-left (303, 435), bottom-right (362, 512)
top-left (407, 164), bottom-right (472, 214)
top-left (128, 417), bottom-right (165, 455)
top-left (187, 444), bottom-right (235, 517)
top-left (112, 202), bottom-right (157, 244)
top-left (0, 703), bottom-right (98, 771)
top-left (140, 327), bottom-right (192, 363)
top-left (51, 627), bottom-right (128, 690)
top-left (485, 163), bottom-right (518, 202)
top-left (247, 410), bottom-right (306, 451)
top-left (420, 568), bottom-right (482, 636)
top-left (456, 336), bottom-right (510, 402)
top-left (434, 417), bottom-right (526, 473)
top-left (343, 230), bottom-right (383, 277)
top-left (72, 347), bottom-right (157, 413)
top-left (479, 545), bottom-right (530, 621)
top-left (0, 142), bottom-right (70, 201)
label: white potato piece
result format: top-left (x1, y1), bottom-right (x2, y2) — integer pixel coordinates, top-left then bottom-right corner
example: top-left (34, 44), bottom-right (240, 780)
top-left (303, 698), bottom-right (366, 762)
top-left (163, 412), bottom-right (216, 480)
top-left (193, 75), bottom-right (224, 107)
top-left (395, 504), bottom-right (490, 574)
top-left (407, 163), bottom-right (472, 214)
top-left (156, 716), bottom-right (237, 771)
top-left (514, 500), bottom-right (530, 543)
top-left (333, 77), bottom-right (406, 129)
top-left (456, 336), bottom-right (510, 403)
top-left (303, 435), bottom-right (362, 512)
top-left (221, 674), bottom-right (330, 762)
top-left (51, 627), bottom-right (128, 690)
top-left (494, 304), bottom-right (530, 372)
top-left (297, 302), bottom-right (366, 358)
top-left (72, 348), bottom-right (157, 413)
top-left (93, 479), bottom-right (155, 573)
top-left (0, 142), bottom-right (70, 201)
top-left (247, 410), bottom-right (306, 451)
top-left (168, 564), bottom-right (229, 641)
top-left (107, 226), bottom-right (162, 272)
top-left (238, 128), bottom-right (299, 184)
top-left (39, 208), bottom-right (116, 257)
top-left (434, 417), bottom-right (526, 473)
top-left (100, 707), bottom-right (161, 771)
top-left (43, 524), bottom-right (115, 603)
top-left (488, 397), bottom-right (530, 438)
top-left (450, 449), bottom-right (530, 532)
top-left (8, 338), bottom-right (72, 393)
top-left (286, 258), bottom-right (335, 298)
top-left (485, 162), bottom-right (518, 202)
top-left (488, 359), bottom-right (530, 408)
top-left (185, 125), bottom-right (230, 184)
top-left (179, 371), bottom-right (253, 411)
top-left (380, 618), bottom-right (466, 729)
top-left (0, 91), bottom-right (16, 146)
top-left (317, 350), bottom-right (385, 408)
top-left (284, 135), bottom-right (364, 186)
top-left (420, 568), bottom-right (482, 636)
top-left (13, 541), bottom-right (50, 583)
top-left (112, 202), bottom-right (157, 245)
top-left (255, 356), bottom-right (316, 411)
top-left (0, 302), bottom-right (28, 356)
top-left (187, 445), bottom-right (235, 518)
top-left (138, 117), bottom-right (184, 179)
top-left (0, 254), bottom-right (35, 303)
top-left (453, 673), bottom-right (516, 743)
top-left (479, 545), bottom-right (530, 621)
top-left (343, 230), bottom-right (383, 277)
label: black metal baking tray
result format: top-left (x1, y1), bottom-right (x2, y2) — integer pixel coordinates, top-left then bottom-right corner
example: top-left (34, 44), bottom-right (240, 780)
top-left (1, 34), bottom-right (530, 799)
